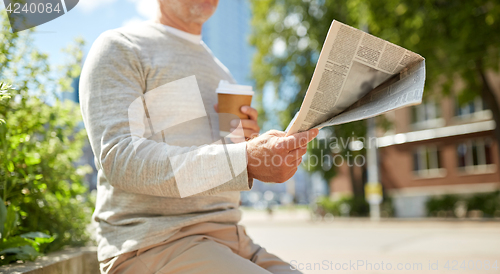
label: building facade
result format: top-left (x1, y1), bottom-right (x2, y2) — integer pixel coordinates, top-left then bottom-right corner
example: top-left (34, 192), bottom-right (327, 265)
top-left (202, 0), bottom-right (254, 86)
top-left (378, 95), bottom-right (500, 217)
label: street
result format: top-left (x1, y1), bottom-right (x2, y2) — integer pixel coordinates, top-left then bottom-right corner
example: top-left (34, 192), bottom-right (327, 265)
top-left (241, 209), bottom-right (500, 274)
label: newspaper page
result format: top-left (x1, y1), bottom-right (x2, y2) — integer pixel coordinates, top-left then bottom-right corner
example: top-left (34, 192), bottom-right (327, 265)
top-left (285, 20), bottom-right (425, 135)
top-left (315, 60), bottom-right (425, 127)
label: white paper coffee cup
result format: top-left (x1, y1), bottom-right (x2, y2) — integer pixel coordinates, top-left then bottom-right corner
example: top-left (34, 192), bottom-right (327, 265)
top-left (216, 81), bottom-right (254, 138)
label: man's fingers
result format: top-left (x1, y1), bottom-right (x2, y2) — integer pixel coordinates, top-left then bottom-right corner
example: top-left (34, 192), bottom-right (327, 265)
top-left (292, 157), bottom-right (303, 166)
top-left (286, 146), bottom-right (307, 164)
top-left (266, 130), bottom-right (286, 138)
top-left (241, 106), bottom-right (258, 121)
top-left (282, 128), bottom-right (319, 150)
top-left (284, 166), bottom-right (298, 181)
top-left (213, 103), bottom-right (219, 113)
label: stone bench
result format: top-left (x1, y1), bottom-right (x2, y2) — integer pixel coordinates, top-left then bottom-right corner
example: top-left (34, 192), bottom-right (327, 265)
top-left (0, 247), bottom-right (98, 274)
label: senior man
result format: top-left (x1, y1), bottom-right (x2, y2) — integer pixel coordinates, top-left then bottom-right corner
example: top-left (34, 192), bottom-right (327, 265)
top-left (80, 0), bottom-right (317, 273)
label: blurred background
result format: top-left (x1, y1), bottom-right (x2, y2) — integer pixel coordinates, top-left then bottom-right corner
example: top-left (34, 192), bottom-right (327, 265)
top-left (1, 0), bottom-right (499, 272)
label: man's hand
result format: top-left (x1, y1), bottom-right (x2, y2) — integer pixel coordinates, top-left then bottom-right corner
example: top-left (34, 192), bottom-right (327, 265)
top-left (214, 104), bottom-right (260, 141)
top-left (246, 129), bottom-right (319, 183)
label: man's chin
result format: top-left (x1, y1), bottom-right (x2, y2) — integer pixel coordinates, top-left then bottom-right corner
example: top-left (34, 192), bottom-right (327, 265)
top-left (190, 4), bottom-right (217, 22)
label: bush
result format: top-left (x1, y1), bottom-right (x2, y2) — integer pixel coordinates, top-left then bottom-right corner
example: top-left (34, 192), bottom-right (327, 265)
top-left (0, 197), bottom-right (55, 263)
top-left (426, 192), bottom-right (500, 218)
top-left (426, 195), bottom-right (459, 217)
top-left (0, 12), bottom-right (92, 265)
top-left (0, 86), bottom-right (93, 265)
top-left (466, 191), bottom-right (500, 217)
top-left (316, 195), bottom-right (393, 217)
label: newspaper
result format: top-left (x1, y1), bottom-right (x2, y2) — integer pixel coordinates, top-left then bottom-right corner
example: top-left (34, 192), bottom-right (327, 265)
top-left (285, 20), bottom-right (425, 135)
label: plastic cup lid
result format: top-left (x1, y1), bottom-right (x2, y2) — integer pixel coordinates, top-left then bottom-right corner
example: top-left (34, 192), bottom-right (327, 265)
top-left (216, 80), bottom-right (254, 96)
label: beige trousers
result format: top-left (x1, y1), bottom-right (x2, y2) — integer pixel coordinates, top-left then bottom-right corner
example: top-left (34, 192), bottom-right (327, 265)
top-left (100, 222), bottom-right (302, 274)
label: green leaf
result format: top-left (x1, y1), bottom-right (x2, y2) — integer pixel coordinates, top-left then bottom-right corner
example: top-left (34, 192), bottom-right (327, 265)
top-left (20, 232), bottom-right (54, 253)
top-left (0, 236), bottom-right (34, 250)
top-left (0, 198), bottom-right (7, 238)
top-left (20, 232), bottom-right (51, 239)
top-left (3, 205), bottom-right (19, 239)
top-left (6, 161), bottom-right (14, 172)
top-left (0, 245), bottom-right (41, 261)
top-left (25, 153), bottom-right (41, 166)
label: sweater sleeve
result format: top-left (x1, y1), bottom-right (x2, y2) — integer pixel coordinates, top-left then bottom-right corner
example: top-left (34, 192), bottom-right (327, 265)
top-left (79, 30), bottom-right (252, 198)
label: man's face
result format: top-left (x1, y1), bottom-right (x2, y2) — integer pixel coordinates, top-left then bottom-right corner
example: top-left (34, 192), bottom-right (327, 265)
top-left (161, 0), bottom-right (219, 24)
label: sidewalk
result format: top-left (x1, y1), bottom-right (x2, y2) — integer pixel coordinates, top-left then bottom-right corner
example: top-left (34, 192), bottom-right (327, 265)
top-left (241, 209), bottom-right (500, 274)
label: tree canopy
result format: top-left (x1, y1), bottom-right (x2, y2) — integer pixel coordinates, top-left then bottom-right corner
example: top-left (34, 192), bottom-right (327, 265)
top-left (249, 0), bottom-right (500, 187)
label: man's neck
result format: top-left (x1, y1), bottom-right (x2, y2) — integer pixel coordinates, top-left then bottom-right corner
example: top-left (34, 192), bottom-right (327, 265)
top-left (156, 13), bottom-right (202, 35)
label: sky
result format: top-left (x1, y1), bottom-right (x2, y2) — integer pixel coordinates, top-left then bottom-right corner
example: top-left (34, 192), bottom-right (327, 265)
top-left (1, 0), bottom-right (158, 66)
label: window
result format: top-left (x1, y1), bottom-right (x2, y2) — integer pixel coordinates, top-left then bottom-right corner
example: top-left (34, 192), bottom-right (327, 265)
top-left (411, 101), bottom-right (442, 129)
top-left (455, 96), bottom-right (489, 118)
top-left (457, 138), bottom-right (494, 173)
top-left (412, 145), bottom-right (444, 177)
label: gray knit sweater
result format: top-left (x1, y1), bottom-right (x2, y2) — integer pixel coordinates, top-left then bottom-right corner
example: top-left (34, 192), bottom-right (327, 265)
top-left (79, 21), bottom-right (251, 261)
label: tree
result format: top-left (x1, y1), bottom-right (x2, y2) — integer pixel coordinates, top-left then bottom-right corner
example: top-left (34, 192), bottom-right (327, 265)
top-left (0, 82), bottom-right (12, 124)
top-left (0, 11), bottom-right (92, 262)
top-left (250, 0), bottom-right (377, 195)
top-left (362, 0), bottom-right (500, 156)
top-left (250, 0), bottom-right (500, 192)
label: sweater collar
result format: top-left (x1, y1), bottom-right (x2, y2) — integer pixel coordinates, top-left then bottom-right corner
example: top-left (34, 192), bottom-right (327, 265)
top-left (152, 21), bottom-right (202, 45)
